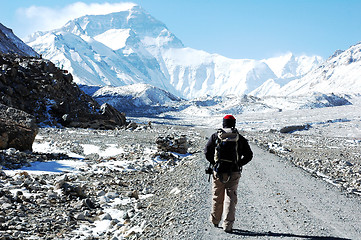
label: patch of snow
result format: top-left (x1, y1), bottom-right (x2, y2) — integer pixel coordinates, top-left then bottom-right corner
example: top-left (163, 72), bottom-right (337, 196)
top-left (94, 29), bottom-right (130, 50)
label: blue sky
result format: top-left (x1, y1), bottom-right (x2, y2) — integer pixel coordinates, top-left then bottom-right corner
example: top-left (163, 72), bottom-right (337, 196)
top-left (1, 0), bottom-right (361, 60)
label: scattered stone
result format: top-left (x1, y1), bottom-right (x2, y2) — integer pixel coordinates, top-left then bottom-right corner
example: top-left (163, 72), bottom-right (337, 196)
top-left (126, 121), bottom-right (138, 130)
top-left (247, 130), bottom-right (361, 195)
top-left (100, 213), bottom-right (112, 221)
top-left (156, 134), bottom-right (188, 154)
top-left (126, 190), bottom-right (139, 200)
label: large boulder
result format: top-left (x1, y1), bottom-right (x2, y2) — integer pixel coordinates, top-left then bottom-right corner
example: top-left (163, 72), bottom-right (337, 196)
top-left (100, 103), bottom-right (126, 126)
top-left (279, 124), bottom-right (310, 133)
top-left (0, 103), bottom-right (38, 151)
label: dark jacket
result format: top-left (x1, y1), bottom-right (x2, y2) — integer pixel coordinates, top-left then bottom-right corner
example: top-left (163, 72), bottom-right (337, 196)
top-left (204, 129), bottom-right (253, 172)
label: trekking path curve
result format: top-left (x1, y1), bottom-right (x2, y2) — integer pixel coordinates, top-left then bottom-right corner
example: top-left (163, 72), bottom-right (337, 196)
top-left (140, 127), bottom-right (361, 239)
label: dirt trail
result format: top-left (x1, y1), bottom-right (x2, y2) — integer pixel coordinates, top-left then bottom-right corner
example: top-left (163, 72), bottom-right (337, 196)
top-left (199, 142), bottom-right (361, 240)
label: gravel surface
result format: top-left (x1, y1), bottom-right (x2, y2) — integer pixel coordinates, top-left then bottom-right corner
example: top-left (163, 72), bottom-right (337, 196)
top-left (0, 124), bottom-right (360, 239)
top-left (139, 128), bottom-right (361, 240)
top-left (246, 130), bottom-right (361, 195)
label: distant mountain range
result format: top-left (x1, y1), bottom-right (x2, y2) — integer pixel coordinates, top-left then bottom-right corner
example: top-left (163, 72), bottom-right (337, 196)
top-left (262, 43), bottom-right (361, 96)
top-left (1, 3), bottom-right (360, 106)
top-left (26, 4), bottom-right (325, 99)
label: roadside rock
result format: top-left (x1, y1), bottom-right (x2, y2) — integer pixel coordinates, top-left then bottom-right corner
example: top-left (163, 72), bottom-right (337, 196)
top-left (0, 124), bottom-right (206, 239)
top-left (280, 124), bottom-right (310, 133)
top-left (0, 103), bottom-right (38, 151)
top-left (156, 134), bottom-right (188, 154)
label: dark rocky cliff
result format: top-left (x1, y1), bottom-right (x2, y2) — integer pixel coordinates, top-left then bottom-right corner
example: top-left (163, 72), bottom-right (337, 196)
top-left (0, 53), bottom-right (126, 130)
top-left (0, 23), bottom-right (39, 57)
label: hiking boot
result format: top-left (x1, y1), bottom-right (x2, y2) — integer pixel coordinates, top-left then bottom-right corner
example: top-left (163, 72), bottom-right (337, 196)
top-left (224, 225), bottom-right (233, 233)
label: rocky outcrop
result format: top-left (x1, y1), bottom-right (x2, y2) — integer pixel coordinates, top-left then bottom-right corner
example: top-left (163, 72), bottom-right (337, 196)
top-left (0, 103), bottom-right (38, 151)
top-left (100, 103), bottom-right (126, 127)
top-left (156, 134), bottom-right (188, 154)
top-left (0, 53), bottom-right (126, 129)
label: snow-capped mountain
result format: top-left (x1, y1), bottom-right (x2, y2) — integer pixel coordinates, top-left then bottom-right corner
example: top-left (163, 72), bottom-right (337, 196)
top-left (26, 4), bottom-right (322, 99)
top-left (82, 83), bottom-right (181, 116)
top-left (26, 4), bottom-right (181, 96)
top-left (278, 43), bottom-right (361, 96)
top-left (253, 43), bottom-right (361, 97)
top-left (262, 52), bottom-right (323, 79)
top-left (160, 47), bottom-right (277, 98)
top-left (0, 23), bottom-right (38, 57)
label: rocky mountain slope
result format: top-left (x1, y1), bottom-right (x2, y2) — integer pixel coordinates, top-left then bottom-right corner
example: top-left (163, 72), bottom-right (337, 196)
top-left (0, 23), bottom-right (38, 57)
top-left (0, 53), bottom-right (125, 129)
top-left (82, 82), bottom-right (352, 118)
top-left (26, 4), bottom-right (322, 99)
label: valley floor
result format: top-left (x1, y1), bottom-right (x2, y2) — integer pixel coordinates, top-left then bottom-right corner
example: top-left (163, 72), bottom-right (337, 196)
top-left (0, 120), bottom-right (360, 239)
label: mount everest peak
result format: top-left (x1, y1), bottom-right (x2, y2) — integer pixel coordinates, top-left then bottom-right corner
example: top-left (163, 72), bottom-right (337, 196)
top-left (26, 5), bottom-right (325, 99)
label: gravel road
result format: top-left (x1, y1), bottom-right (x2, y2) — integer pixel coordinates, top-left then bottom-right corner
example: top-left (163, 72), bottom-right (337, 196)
top-left (139, 127), bottom-right (361, 240)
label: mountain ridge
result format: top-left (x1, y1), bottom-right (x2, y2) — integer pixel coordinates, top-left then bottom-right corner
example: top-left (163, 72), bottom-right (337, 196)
top-left (0, 23), bottom-right (39, 57)
top-left (26, 5), bottom-right (323, 99)
top-left (256, 42), bottom-right (361, 97)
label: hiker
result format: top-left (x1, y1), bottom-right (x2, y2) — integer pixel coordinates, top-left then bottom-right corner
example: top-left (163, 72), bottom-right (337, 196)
top-left (204, 114), bottom-right (253, 233)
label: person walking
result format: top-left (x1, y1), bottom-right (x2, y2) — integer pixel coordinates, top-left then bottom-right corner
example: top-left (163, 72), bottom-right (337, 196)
top-left (204, 115), bottom-right (253, 233)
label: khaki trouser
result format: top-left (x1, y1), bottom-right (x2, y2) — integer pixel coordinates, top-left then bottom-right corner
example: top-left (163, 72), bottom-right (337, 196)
top-left (210, 171), bottom-right (241, 231)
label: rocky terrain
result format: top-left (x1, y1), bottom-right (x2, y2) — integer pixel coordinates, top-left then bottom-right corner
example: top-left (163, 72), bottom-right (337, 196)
top-left (0, 122), bottom-right (360, 239)
top-left (246, 130), bottom-right (361, 196)
top-left (0, 53), bottom-right (126, 130)
top-left (0, 124), bottom-right (207, 239)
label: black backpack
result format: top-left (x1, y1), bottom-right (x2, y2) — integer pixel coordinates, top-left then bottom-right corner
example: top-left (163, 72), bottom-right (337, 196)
top-left (214, 128), bottom-right (239, 175)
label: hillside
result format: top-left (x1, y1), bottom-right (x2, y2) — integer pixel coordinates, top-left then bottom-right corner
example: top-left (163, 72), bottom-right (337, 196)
top-left (0, 23), bottom-right (38, 57)
top-left (81, 83), bottom-right (182, 116)
top-left (0, 53), bottom-right (125, 129)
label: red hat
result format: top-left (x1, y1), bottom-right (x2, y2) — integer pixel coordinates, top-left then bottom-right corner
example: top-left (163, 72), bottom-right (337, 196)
top-left (223, 115), bottom-right (235, 120)
top-left (223, 115), bottom-right (236, 128)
